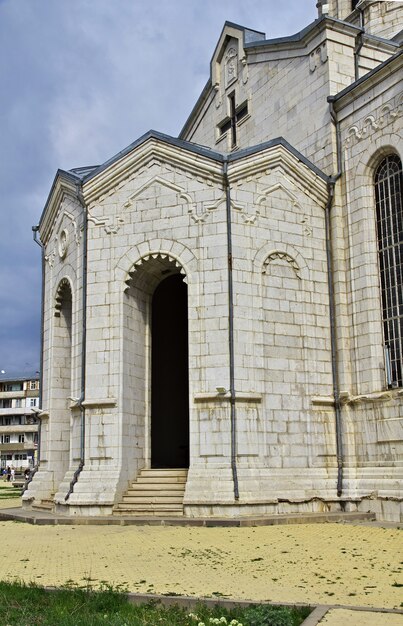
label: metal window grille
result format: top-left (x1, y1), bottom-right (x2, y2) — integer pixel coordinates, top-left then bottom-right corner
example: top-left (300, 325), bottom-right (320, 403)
top-left (375, 154), bottom-right (403, 387)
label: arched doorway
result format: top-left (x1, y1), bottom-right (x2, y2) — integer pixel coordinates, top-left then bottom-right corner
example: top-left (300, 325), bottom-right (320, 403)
top-left (151, 274), bottom-right (189, 468)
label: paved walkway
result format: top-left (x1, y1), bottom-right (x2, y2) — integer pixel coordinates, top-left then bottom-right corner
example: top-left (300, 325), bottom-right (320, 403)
top-left (0, 487), bottom-right (402, 625)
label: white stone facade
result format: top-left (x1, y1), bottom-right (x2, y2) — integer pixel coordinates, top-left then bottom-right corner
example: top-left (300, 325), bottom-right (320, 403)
top-left (23, 1), bottom-right (403, 520)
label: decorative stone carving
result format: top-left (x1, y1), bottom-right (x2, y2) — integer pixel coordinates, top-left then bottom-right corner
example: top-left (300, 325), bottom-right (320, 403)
top-left (87, 213), bottom-right (125, 235)
top-left (124, 252), bottom-right (187, 293)
top-left (58, 229), bottom-right (68, 259)
top-left (45, 249), bottom-right (56, 267)
top-left (345, 93), bottom-right (402, 145)
top-left (187, 196), bottom-right (224, 224)
top-left (300, 214), bottom-right (313, 237)
top-left (56, 201), bottom-right (81, 245)
top-left (54, 278), bottom-right (72, 317)
top-left (225, 47), bottom-right (238, 88)
top-left (309, 43), bottom-right (327, 73)
top-left (263, 251), bottom-right (302, 279)
top-left (214, 82), bottom-right (223, 110)
top-left (241, 56), bottom-right (249, 85)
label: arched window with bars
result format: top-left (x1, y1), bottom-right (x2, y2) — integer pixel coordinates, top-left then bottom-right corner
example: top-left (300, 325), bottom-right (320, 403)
top-left (374, 154), bottom-right (403, 387)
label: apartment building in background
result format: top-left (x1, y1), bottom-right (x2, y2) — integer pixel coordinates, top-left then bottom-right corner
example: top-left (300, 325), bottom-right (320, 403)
top-left (0, 373), bottom-right (40, 469)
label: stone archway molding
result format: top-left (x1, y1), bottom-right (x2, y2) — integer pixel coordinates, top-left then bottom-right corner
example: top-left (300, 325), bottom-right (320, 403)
top-left (254, 243), bottom-right (309, 283)
top-left (54, 277), bottom-right (74, 317)
top-left (114, 239), bottom-right (198, 292)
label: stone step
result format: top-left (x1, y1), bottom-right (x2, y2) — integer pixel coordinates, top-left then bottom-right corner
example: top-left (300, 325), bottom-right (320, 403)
top-left (122, 495), bottom-right (184, 504)
top-left (113, 468), bottom-right (188, 516)
top-left (128, 483), bottom-right (185, 492)
top-left (125, 489), bottom-right (185, 497)
top-left (32, 500), bottom-right (54, 511)
top-left (117, 501), bottom-right (182, 511)
top-left (139, 469), bottom-right (188, 476)
top-left (136, 476), bottom-right (187, 484)
top-left (114, 502), bottom-right (184, 513)
top-left (113, 508), bottom-right (184, 517)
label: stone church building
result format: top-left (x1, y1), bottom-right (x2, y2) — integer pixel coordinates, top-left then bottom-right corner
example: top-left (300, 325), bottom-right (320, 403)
top-left (24, 0), bottom-right (403, 521)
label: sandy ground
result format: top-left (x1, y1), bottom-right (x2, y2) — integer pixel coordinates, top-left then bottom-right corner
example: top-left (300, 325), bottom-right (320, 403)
top-left (318, 608), bottom-right (403, 625)
top-left (0, 493), bottom-right (401, 612)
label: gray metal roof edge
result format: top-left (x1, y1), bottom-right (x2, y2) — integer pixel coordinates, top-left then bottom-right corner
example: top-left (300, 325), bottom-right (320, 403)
top-left (222, 20), bottom-right (265, 40)
top-left (244, 16), bottom-right (361, 50)
top-left (82, 130), bottom-right (224, 184)
top-left (178, 78), bottom-right (213, 140)
top-left (69, 165), bottom-right (100, 179)
top-left (212, 21), bottom-right (266, 59)
top-left (362, 31), bottom-right (400, 49)
top-left (328, 48), bottom-right (403, 103)
top-left (82, 132), bottom-right (328, 184)
top-left (38, 138), bottom-right (328, 229)
top-left (227, 138), bottom-right (329, 182)
top-left (392, 28), bottom-right (403, 44)
top-left (38, 169), bottom-right (81, 230)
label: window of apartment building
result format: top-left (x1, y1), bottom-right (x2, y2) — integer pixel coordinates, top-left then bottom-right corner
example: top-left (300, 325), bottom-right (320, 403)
top-left (15, 398), bottom-right (22, 408)
top-left (4, 383), bottom-right (23, 392)
top-left (14, 454), bottom-right (27, 461)
top-left (29, 381), bottom-right (39, 390)
top-left (18, 434), bottom-right (25, 443)
top-left (29, 398), bottom-right (38, 407)
top-left (0, 400), bottom-right (12, 408)
top-left (375, 154), bottom-right (403, 388)
top-left (0, 435), bottom-right (10, 444)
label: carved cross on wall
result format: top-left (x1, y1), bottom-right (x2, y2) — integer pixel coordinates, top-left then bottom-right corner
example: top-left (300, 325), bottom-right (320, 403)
top-left (218, 93), bottom-right (248, 149)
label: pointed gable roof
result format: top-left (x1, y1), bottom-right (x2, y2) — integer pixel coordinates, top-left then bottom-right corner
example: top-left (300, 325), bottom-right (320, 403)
top-left (37, 129), bottom-right (329, 244)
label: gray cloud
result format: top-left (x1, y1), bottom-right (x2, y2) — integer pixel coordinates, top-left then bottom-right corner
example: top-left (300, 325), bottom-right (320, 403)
top-left (0, 0), bottom-right (317, 374)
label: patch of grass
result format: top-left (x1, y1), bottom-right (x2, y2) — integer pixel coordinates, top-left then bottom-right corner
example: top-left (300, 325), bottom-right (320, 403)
top-left (0, 581), bottom-right (312, 626)
top-left (242, 604), bottom-right (311, 626)
top-left (0, 485), bottom-right (21, 499)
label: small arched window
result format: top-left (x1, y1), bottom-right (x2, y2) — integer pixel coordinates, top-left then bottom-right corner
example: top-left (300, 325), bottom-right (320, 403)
top-left (374, 154), bottom-right (403, 387)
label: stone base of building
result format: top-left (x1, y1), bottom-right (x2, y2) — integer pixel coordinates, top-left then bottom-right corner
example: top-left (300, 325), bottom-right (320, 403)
top-left (22, 464), bottom-right (402, 522)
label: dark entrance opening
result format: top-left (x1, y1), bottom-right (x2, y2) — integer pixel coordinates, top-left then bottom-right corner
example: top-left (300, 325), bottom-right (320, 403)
top-left (151, 274), bottom-right (189, 468)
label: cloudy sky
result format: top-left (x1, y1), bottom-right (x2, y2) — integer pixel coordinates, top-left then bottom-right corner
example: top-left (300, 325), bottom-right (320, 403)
top-left (0, 0), bottom-right (317, 376)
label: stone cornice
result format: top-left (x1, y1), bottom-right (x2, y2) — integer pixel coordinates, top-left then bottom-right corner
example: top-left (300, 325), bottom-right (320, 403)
top-left (227, 144), bottom-right (328, 206)
top-left (194, 392), bottom-right (262, 403)
top-left (38, 171), bottom-right (82, 246)
top-left (82, 137), bottom-right (224, 207)
top-left (312, 396), bottom-right (335, 407)
top-left (329, 50), bottom-right (403, 111)
top-left (343, 389), bottom-right (403, 405)
top-left (81, 398), bottom-right (117, 408)
top-left (245, 17), bottom-right (361, 57)
top-left (82, 132), bottom-right (328, 209)
top-left (361, 32), bottom-right (400, 55)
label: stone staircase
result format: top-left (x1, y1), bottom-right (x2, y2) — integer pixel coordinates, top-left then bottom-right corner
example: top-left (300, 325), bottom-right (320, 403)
top-left (113, 468), bottom-right (188, 517)
top-left (32, 494), bottom-right (55, 512)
